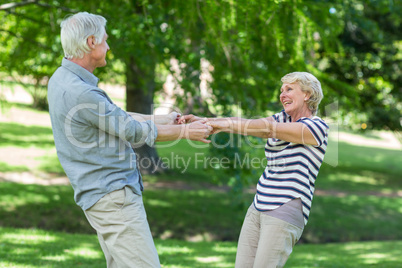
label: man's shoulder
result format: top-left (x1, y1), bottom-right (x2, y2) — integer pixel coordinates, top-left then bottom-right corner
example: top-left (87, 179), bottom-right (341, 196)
top-left (49, 67), bottom-right (94, 92)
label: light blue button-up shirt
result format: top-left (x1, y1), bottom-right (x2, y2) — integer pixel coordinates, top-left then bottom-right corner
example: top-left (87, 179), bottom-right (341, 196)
top-left (48, 58), bottom-right (157, 210)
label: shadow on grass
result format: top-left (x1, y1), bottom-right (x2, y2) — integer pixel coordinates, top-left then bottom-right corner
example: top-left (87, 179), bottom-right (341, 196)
top-left (0, 228), bottom-right (105, 268)
top-left (0, 183), bottom-right (93, 234)
top-left (144, 188), bottom-right (247, 241)
top-left (0, 161), bottom-right (30, 172)
top-left (1, 180), bottom-right (401, 245)
top-left (157, 239), bottom-right (236, 268)
top-left (37, 154), bottom-right (65, 174)
top-left (0, 182), bottom-right (247, 241)
top-left (0, 122), bottom-right (55, 148)
top-left (303, 195), bottom-right (402, 243)
top-left (0, 227), bottom-right (237, 268)
top-left (318, 164), bottom-right (401, 193)
top-left (326, 140), bottom-right (402, 177)
top-left (317, 140), bottom-right (402, 193)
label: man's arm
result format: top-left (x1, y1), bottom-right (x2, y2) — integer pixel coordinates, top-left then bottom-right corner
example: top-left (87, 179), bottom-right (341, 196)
top-left (208, 117), bottom-right (318, 145)
top-left (128, 111), bottom-right (180, 125)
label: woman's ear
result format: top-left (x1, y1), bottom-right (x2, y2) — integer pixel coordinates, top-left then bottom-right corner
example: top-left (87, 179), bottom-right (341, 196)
top-left (304, 92), bottom-right (311, 101)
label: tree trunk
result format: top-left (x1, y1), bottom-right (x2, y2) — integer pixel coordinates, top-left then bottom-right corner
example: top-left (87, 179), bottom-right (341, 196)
top-left (125, 56), bottom-right (165, 174)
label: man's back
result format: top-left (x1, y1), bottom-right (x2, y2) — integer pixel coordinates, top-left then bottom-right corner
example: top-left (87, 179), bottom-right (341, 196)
top-left (48, 58), bottom-right (156, 210)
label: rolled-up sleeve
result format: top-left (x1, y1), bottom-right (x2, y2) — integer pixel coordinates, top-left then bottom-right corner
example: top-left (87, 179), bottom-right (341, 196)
top-left (134, 120), bottom-right (157, 147)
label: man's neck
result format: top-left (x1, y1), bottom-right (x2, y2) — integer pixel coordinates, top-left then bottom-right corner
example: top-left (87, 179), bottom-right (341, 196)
top-left (69, 57), bottom-right (95, 73)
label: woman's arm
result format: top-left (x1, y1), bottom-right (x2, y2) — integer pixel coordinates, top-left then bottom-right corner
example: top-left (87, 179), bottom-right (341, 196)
top-left (208, 117), bottom-right (318, 145)
top-left (273, 122), bottom-right (318, 145)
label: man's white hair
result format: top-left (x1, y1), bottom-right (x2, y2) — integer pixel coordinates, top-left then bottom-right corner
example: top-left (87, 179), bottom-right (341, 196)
top-left (281, 72), bottom-right (323, 115)
top-left (61, 12), bottom-right (107, 59)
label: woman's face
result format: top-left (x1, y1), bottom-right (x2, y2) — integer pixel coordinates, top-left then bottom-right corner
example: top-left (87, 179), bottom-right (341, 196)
top-left (280, 82), bottom-right (309, 116)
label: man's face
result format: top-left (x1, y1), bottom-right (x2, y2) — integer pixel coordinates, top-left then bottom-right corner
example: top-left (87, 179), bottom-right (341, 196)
top-left (92, 31), bottom-right (110, 68)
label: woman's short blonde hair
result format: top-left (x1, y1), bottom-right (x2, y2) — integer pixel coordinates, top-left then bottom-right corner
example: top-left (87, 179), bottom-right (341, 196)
top-left (281, 72), bottom-right (323, 115)
top-left (61, 12), bottom-right (107, 59)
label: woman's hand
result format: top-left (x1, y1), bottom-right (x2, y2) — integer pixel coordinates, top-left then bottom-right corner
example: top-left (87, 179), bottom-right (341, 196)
top-left (178, 114), bottom-right (206, 124)
top-left (206, 118), bottom-right (232, 134)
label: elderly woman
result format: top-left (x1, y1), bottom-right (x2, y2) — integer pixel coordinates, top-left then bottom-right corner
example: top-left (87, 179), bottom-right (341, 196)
top-left (181, 72), bottom-right (329, 268)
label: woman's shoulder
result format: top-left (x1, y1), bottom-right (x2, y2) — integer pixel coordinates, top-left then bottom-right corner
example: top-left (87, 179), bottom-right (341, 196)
top-left (310, 116), bottom-right (329, 129)
top-left (272, 110), bottom-right (291, 123)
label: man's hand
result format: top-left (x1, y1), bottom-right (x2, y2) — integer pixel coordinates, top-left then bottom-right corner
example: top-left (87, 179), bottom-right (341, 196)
top-left (178, 114), bottom-right (206, 124)
top-left (185, 121), bottom-right (213, 143)
top-left (167, 111), bottom-right (181, 125)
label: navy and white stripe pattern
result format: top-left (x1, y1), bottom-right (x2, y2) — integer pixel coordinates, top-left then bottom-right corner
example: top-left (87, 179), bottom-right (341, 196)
top-left (254, 110), bottom-right (329, 225)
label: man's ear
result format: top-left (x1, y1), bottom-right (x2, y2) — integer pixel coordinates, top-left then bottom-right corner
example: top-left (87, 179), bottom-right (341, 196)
top-left (87, 35), bottom-right (95, 49)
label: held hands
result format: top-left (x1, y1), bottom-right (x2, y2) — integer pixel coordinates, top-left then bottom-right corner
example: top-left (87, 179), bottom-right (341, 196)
top-left (185, 120), bottom-right (213, 144)
top-left (179, 114), bottom-right (275, 140)
top-left (179, 114), bottom-right (233, 143)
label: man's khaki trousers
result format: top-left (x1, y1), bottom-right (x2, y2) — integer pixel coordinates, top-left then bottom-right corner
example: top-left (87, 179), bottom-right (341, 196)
top-left (84, 187), bottom-right (160, 268)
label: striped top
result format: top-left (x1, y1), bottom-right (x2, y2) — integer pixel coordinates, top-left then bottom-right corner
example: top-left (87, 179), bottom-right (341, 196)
top-left (253, 110), bottom-right (329, 225)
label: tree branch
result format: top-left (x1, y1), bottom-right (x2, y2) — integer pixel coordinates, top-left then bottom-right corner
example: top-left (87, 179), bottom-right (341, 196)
top-left (0, 0), bottom-right (37, 10)
top-left (0, 0), bottom-right (77, 13)
top-left (0, 29), bottom-right (52, 50)
top-left (4, 9), bottom-right (45, 24)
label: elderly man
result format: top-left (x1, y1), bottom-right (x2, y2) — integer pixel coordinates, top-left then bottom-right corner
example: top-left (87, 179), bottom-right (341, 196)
top-left (48, 12), bottom-right (211, 268)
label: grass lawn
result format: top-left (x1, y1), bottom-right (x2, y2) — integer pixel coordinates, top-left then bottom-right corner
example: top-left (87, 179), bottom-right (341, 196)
top-left (1, 227), bottom-right (401, 268)
top-left (1, 180), bottom-right (402, 243)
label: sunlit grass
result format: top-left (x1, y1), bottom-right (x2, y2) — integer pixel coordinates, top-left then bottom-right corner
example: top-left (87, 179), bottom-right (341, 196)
top-left (303, 194), bottom-right (402, 243)
top-left (0, 122), bottom-right (54, 148)
top-left (147, 199), bottom-right (173, 208)
top-left (0, 161), bottom-right (29, 172)
top-left (288, 240), bottom-right (402, 268)
top-left (1, 227), bottom-right (401, 268)
top-left (327, 172), bottom-right (381, 185)
top-left (0, 227), bottom-right (104, 268)
top-left (1, 232), bottom-right (57, 243)
top-left (0, 191), bottom-right (50, 212)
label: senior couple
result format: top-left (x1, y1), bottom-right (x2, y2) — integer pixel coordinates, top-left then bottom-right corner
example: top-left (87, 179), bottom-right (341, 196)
top-left (48, 12), bottom-right (329, 268)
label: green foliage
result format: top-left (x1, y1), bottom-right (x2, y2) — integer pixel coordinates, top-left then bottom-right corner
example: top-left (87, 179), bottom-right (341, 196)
top-left (1, 0), bottom-right (400, 128)
top-left (0, 3), bottom-right (65, 109)
top-left (319, 0), bottom-right (402, 130)
top-left (0, 162), bottom-right (29, 172)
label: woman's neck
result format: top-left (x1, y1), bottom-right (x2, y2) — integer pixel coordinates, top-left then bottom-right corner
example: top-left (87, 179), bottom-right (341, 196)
top-left (289, 110), bottom-right (313, 122)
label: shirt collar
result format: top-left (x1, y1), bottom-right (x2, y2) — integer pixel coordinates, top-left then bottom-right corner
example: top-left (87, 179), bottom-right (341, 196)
top-left (61, 58), bottom-right (99, 87)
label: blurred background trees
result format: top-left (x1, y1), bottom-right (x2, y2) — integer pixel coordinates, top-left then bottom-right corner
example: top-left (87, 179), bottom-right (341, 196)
top-left (1, 0), bottom-right (400, 126)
